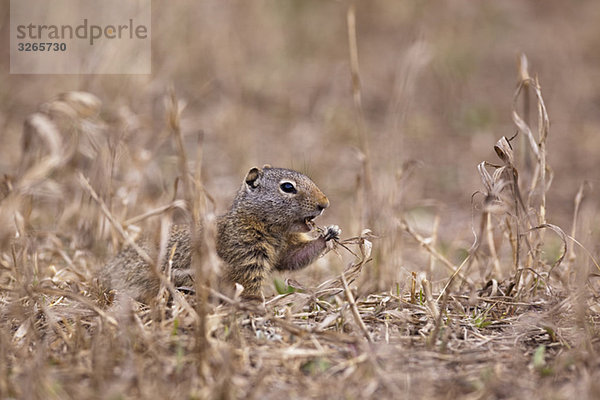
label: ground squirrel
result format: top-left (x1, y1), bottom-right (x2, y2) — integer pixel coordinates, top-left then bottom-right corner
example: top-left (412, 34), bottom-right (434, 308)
top-left (100, 165), bottom-right (340, 302)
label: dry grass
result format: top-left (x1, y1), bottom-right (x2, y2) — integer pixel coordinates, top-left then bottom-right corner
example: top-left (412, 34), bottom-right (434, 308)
top-left (1, 2), bottom-right (600, 399)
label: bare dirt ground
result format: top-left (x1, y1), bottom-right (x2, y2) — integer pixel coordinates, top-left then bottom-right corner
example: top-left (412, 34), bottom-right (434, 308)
top-left (1, 2), bottom-right (599, 399)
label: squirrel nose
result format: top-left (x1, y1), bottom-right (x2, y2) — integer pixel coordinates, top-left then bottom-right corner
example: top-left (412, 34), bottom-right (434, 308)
top-left (317, 197), bottom-right (330, 211)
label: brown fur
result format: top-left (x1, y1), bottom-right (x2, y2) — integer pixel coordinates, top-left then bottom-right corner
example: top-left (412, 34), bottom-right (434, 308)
top-left (100, 166), bottom-right (339, 302)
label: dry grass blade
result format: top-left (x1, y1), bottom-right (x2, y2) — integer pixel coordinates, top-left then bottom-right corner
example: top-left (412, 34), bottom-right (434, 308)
top-left (526, 223), bottom-right (567, 275)
top-left (78, 172), bottom-right (199, 319)
top-left (568, 182), bottom-right (589, 265)
top-left (564, 233), bottom-right (600, 274)
top-left (436, 252), bottom-right (472, 302)
top-left (512, 89), bottom-right (540, 161)
top-left (341, 271), bottom-right (373, 342)
top-left (123, 200), bottom-right (187, 226)
top-left (315, 231), bottom-right (372, 296)
top-left (512, 71), bottom-right (551, 226)
top-left (347, 2), bottom-right (373, 230)
top-left (401, 218), bottom-right (473, 286)
top-left (18, 114), bottom-right (63, 191)
top-left (421, 277), bottom-right (439, 320)
top-left (78, 172), bottom-right (153, 265)
top-left (36, 287), bottom-right (117, 327)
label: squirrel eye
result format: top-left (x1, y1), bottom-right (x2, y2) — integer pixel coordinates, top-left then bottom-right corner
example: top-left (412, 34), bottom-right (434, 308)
top-left (280, 182), bottom-right (297, 194)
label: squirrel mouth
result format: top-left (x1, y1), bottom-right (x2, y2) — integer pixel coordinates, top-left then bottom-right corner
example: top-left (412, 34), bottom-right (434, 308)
top-left (290, 216), bottom-right (318, 233)
top-left (302, 209), bottom-right (323, 231)
top-left (303, 216), bottom-right (317, 231)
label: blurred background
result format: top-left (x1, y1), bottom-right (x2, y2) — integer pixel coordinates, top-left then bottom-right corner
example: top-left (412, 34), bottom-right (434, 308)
top-left (1, 0), bottom-right (598, 291)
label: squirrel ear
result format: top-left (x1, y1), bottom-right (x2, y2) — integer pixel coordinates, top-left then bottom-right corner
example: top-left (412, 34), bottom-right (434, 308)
top-left (262, 164), bottom-right (272, 169)
top-left (245, 167), bottom-right (262, 189)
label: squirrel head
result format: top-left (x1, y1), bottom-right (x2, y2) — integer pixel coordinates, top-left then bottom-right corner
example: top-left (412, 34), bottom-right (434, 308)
top-left (234, 165), bottom-right (330, 233)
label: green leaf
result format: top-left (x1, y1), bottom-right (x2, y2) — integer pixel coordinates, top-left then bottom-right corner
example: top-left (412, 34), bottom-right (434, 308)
top-left (532, 345), bottom-right (546, 370)
top-left (274, 278), bottom-right (295, 294)
top-left (300, 358), bottom-right (331, 375)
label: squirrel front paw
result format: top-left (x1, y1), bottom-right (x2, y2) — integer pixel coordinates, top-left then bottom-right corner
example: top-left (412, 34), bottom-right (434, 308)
top-left (323, 225), bottom-right (341, 241)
